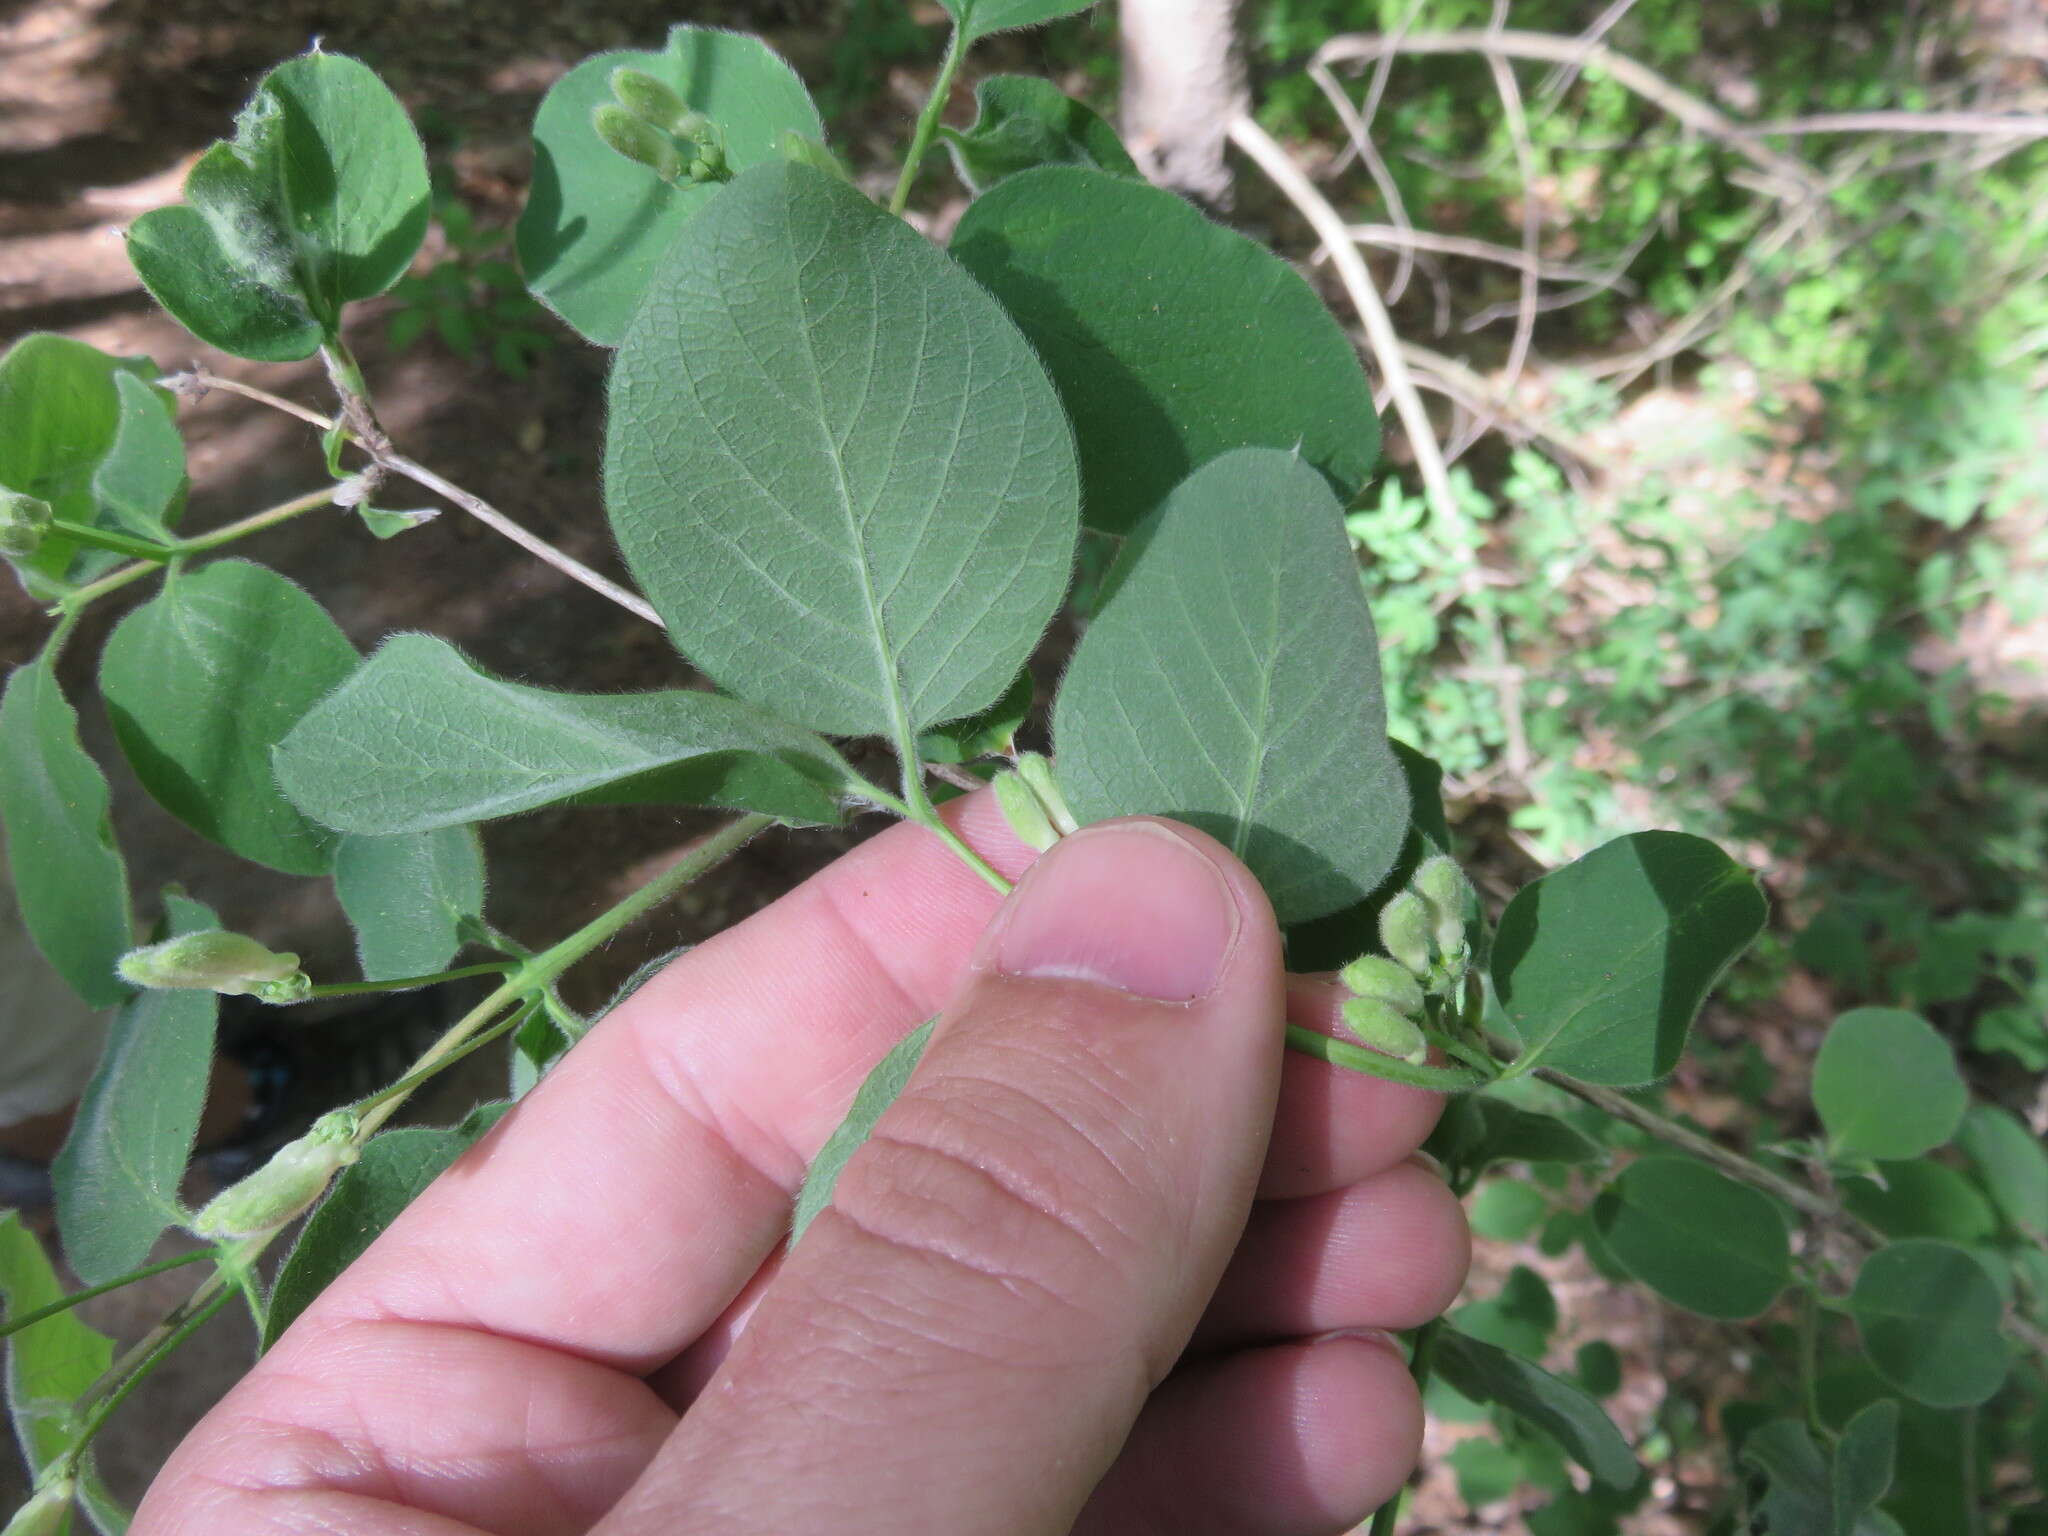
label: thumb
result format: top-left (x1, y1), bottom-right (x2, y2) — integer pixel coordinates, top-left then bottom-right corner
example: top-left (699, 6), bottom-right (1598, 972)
top-left (610, 817), bottom-right (1287, 1536)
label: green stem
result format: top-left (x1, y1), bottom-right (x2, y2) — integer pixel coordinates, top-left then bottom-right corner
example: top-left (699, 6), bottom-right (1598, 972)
top-left (889, 23), bottom-right (969, 216)
top-left (1366, 1319), bottom-right (1443, 1536)
top-left (48, 519), bottom-right (174, 562)
top-left (0, 1250), bottom-right (213, 1343)
top-left (302, 961), bottom-right (514, 1000)
top-left (55, 486), bottom-right (335, 614)
top-left (1285, 1024), bottom-right (1489, 1091)
top-left (859, 766), bottom-right (1011, 895)
top-left (1797, 1281), bottom-right (1824, 1436)
top-left (60, 1285), bottom-right (232, 1479)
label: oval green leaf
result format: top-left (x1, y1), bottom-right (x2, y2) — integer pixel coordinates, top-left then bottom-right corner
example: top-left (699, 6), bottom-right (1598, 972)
top-left (951, 166), bottom-right (1379, 534)
top-left (51, 894), bottom-right (220, 1284)
top-left (0, 649), bottom-right (133, 1008)
top-left (791, 1018), bottom-right (934, 1245)
top-left (0, 1212), bottom-right (115, 1484)
top-left (1490, 831), bottom-right (1768, 1085)
top-left (1956, 1103), bottom-right (2048, 1238)
top-left (606, 161), bottom-right (1080, 740)
top-left (276, 633), bottom-right (857, 833)
top-left (1593, 1157), bottom-right (1791, 1319)
top-left (94, 369), bottom-right (188, 540)
top-left (517, 25), bottom-right (824, 345)
top-left (942, 75), bottom-right (1137, 193)
top-left (101, 559), bottom-right (360, 875)
top-left (1813, 1008), bottom-right (1966, 1162)
top-left (1849, 1239), bottom-right (2012, 1409)
top-left (1841, 1160), bottom-right (1997, 1243)
top-left (1053, 449), bottom-right (1408, 924)
top-left (1432, 1327), bottom-right (1641, 1490)
top-left (333, 825), bottom-right (486, 982)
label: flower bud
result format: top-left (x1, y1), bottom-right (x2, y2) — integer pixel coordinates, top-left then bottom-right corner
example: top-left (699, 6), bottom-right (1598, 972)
top-left (3, 1479), bottom-right (73, 1536)
top-left (1014, 752), bottom-right (1078, 836)
top-left (1339, 953), bottom-right (1424, 1017)
top-left (0, 490), bottom-right (52, 560)
top-left (993, 767), bottom-right (1058, 851)
top-left (189, 1110), bottom-right (359, 1240)
top-left (1413, 853), bottom-right (1472, 954)
top-left (591, 104), bottom-right (682, 182)
top-left (118, 929), bottom-right (306, 998)
top-left (1379, 890), bottom-right (1432, 977)
top-left (609, 66), bottom-right (691, 134)
top-left (1342, 996), bottom-right (1429, 1064)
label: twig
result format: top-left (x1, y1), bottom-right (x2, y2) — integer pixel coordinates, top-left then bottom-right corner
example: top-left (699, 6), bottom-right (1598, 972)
top-left (161, 369), bottom-right (335, 431)
top-left (1315, 29), bottom-right (1822, 197)
top-left (1228, 112), bottom-right (1530, 778)
top-left (1335, 224), bottom-right (1624, 284)
top-left (1750, 110), bottom-right (2048, 138)
top-left (1535, 0), bottom-right (1642, 104)
top-left (1484, 0), bottom-right (1541, 399)
top-left (1308, 59), bottom-right (1420, 303)
top-left (925, 761), bottom-right (989, 795)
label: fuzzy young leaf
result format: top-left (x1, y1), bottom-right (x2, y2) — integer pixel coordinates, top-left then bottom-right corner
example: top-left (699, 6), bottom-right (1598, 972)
top-left (1490, 831), bottom-right (1767, 1085)
top-left (100, 560), bottom-right (359, 876)
top-left (1592, 1157), bottom-right (1791, 1319)
top-left (1812, 1008), bottom-right (1967, 1162)
top-left (0, 649), bottom-right (132, 1008)
top-left (942, 75), bottom-right (1137, 192)
top-left (52, 894), bottom-right (220, 1284)
top-left (128, 51), bottom-right (428, 356)
top-left (276, 634), bottom-right (857, 832)
top-left (951, 167), bottom-right (1378, 534)
top-left (264, 1121), bottom-right (495, 1348)
top-left (519, 26), bottom-right (823, 345)
top-left (606, 162), bottom-right (1079, 740)
top-left (791, 1019), bottom-right (934, 1245)
top-left (1955, 1103), bottom-right (2048, 1238)
top-left (1849, 1239), bottom-right (2012, 1409)
top-left (939, 0), bottom-right (1093, 42)
top-left (333, 826), bottom-right (486, 982)
top-left (1432, 1327), bottom-right (1641, 1490)
top-left (1053, 449), bottom-right (1407, 924)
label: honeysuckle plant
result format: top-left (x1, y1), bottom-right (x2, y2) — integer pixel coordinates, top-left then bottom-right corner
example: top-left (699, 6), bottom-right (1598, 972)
top-left (0, 10), bottom-right (2042, 1535)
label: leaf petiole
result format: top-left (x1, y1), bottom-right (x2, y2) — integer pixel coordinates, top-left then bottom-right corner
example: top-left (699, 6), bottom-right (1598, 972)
top-left (889, 23), bottom-right (970, 216)
top-left (0, 1248), bottom-right (214, 1344)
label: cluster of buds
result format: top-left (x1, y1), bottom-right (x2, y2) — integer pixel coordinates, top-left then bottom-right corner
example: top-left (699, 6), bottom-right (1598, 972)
top-left (992, 751), bottom-right (1079, 852)
top-left (0, 489), bottom-right (52, 562)
top-left (1338, 852), bottom-right (1476, 1064)
top-left (593, 68), bottom-right (730, 187)
top-left (117, 929), bottom-right (312, 1004)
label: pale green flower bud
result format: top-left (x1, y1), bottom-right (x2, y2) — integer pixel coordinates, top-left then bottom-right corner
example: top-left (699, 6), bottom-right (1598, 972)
top-left (1413, 853), bottom-right (1472, 954)
top-left (118, 930), bottom-right (307, 999)
top-left (1379, 890), bottom-right (1432, 977)
top-left (994, 767), bottom-right (1058, 851)
top-left (0, 490), bottom-right (52, 560)
top-left (1338, 953), bottom-right (1424, 1017)
top-left (3, 1479), bottom-right (73, 1536)
top-left (592, 104), bottom-right (682, 182)
top-left (189, 1110), bottom-right (359, 1240)
top-left (609, 66), bottom-right (691, 134)
top-left (1014, 753), bottom-right (1078, 836)
top-left (1342, 996), bottom-right (1429, 1064)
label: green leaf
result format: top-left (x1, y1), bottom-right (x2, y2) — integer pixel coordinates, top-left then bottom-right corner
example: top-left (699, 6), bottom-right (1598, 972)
top-left (332, 826), bottom-right (485, 982)
top-left (1429, 1099), bottom-right (1603, 1178)
top-left (791, 1019), bottom-right (934, 1244)
top-left (940, 0), bottom-right (1092, 42)
top-left (1446, 1436), bottom-right (1522, 1508)
top-left (1053, 449), bottom-right (1408, 924)
top-left (1841, 1160), bottom-right (1997, 1243)
top-left (1469, 1179), bottom-right (1549, 1242)
top-left (263, 1120), bottom-right (494, 1348)
top-left (1849, 1239), bottom-right (2013, 1409)
top-left (1490, 831), bottom-right (1767, 1085)
top-left (1739, 1418), bottom-right (1906, 1536)
top-left (128, 51), bottom-right (427, 357)
top-left (1833, 1399), bottom-right (1898, 1536)
top-left (1574, 1340), bottom-right (1622, 1398)
top-left (1812, 1008), bottom-right (1966, 1162)
top-left (1955, 1103), bottom-right (2048, 1237)
top-left (0, 648), bottom-right (133, 1009)
top-left (1451, 1265), bottom-right (1557, 1359)
top-left (1432, 1327), bottom-right (1641, 1490)
top-left (941, 75), bottom-right (1136, 193)
top-left (0, 1211), bottom-right (113, 1474)
top-left (606, 161), bottom-right (1079, 740)
top-left (92, 371), bottom-right (187, 541)
top-left (951, 167), bottom-right (1379, 534)
top-left (518, 26), bottom-right (823, 345)
top-left (100, 560), bottom-right (359, 876)
top-left (276, 633), bottom-right (857, 833)
top-left (52, 894), bottom-right (220, 1284)
top-left (917, 669), bottom-right (1033, 765)
top-left (1591, 1157), bottom-right (1790, 1319)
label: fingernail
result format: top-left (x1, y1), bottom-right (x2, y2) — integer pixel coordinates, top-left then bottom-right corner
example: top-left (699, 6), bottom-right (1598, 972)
top-left (987, 820), bottom-right (1240, 1002)
top-left (1308, 1326), bottom-right (1407, 1360)
top-left (1406, 1149), bottom-right (1449, 1182)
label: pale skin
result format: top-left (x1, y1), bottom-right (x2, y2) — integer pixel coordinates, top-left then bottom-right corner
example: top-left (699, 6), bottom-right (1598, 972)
top-left (134, 795), bottom-right (1470, 1535)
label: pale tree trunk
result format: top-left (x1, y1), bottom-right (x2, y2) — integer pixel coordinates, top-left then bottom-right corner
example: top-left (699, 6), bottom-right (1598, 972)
top-left (1119, 0), bottom-right (1246, 207)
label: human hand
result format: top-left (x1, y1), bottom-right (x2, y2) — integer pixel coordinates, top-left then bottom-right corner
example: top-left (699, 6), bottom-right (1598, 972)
top-left (135, 799), bottom-right (1468, 1535)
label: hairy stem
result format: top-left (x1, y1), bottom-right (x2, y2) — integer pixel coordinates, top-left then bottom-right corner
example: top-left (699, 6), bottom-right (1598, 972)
top-left (1366, 1318), bottom-right (1443, 1536)
top-left (302, 961), bottom-right (516, 1000)
top-left (54, 486), bottom-right (337, 614)
top-left (0, 1250), bottom-right (213, 1344)
top-left (890, 23), bottom-right (969, 216)
top-left (47, 520), bottom-right (174, 562)
top-left (60, 1285), bottom-right (233, 1479)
